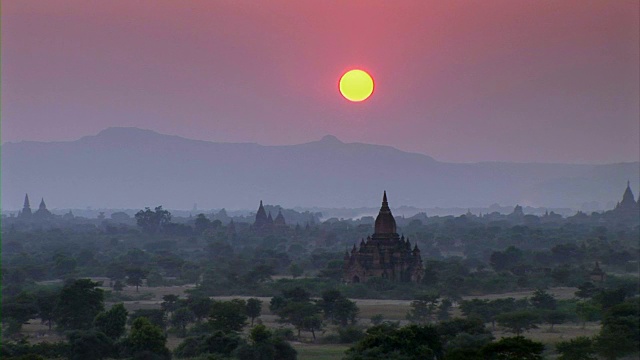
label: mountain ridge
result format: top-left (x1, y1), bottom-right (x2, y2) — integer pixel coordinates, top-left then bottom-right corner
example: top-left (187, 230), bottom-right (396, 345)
top-left (2, 127), bottom-right (638, 210)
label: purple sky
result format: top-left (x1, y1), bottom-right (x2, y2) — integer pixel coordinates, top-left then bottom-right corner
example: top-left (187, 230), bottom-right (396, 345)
top-left (2, 1), bottom-right (639, 163)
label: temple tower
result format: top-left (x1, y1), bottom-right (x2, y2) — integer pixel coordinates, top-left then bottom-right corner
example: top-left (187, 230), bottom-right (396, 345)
top-left (344, 192), bottom-right (424, 284)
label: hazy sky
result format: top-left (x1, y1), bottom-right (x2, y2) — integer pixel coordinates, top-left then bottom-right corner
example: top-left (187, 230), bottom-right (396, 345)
top-left (2, 1), bottom-right (639, 163)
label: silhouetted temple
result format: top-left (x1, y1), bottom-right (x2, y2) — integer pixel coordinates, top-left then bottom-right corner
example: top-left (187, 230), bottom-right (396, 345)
top-left (607, 181), bottom-right (640, 224)
top-left (274, 209), bottom-right (286, 227)
top-left (253, 201), bottom-right (286, 230)
top-left (34, 198), bottom-right (53, 219)
top-left (589, 262), bottom-right (606, 283)
top-left (17, 194), bottom-right (54, 221)
top-left (253, 200), bottom-right (270, 229)
top-left (18, 193), bottom-right (32, 219)
top-left (343, 192), bottom-right (424, 284)
top-left (614, 181), bottom-right (639, 214)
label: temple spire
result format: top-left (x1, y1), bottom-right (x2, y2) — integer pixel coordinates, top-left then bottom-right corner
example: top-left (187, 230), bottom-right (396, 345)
top-left (19, 193), bottom-right (33, 218)
top-left (254, 200), bottom-right (269, 229)
top-left (374, 191), bottom-right (397, 235)
top-left (620, 181), bottom-right (636, 208)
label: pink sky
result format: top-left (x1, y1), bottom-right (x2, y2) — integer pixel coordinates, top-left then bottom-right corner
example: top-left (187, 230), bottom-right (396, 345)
top-left (2, 1), bottom-right (639, 163)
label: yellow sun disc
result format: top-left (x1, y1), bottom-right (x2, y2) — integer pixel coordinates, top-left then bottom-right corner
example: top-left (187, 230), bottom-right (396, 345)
top-left (339, 69), bottom-right (374, 102)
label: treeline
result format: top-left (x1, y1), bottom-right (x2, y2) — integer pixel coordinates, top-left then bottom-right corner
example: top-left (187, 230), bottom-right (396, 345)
top-left (3, 278), bottom-right (638, 359)
top-left (2, 205), bottom-right (638, 303)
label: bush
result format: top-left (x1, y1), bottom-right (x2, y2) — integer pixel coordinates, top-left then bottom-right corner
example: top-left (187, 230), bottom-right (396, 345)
top-left (338, 326), bottom-right (365, 343)
top-left (319, 334), bottom-right (341, 344)
top-left (0, 341), bottom-right (70, 359)
top-left (173, 332), bottom-right (243, 358)
top-left (272, 328), bottom-right (295, 341)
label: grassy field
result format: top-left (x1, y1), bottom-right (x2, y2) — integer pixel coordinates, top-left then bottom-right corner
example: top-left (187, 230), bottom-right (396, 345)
top-left (293, 343), bottom-right (350, 360)
top-left (19, 283), bottom-right (604, 359)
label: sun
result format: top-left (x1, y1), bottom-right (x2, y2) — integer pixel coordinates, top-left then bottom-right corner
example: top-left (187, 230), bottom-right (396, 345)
top-left (339, 69), bottom-right (374, 102)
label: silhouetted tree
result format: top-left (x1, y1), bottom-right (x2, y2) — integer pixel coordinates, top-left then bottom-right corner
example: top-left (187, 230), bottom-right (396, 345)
top-left (55, 279), bottom-right (104, 330)
top-left (125, 268), bottom-right (148, 292)
top-left (246, 298), bottom-right (263, 326)
top-left (135, 206), bottom-right (171, 234)
top-left (94, 303), bottom-right (128, 340)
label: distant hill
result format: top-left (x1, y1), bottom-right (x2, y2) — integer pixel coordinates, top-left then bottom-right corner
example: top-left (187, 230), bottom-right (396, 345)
top-left (2, 127), bottom-right (638, 211)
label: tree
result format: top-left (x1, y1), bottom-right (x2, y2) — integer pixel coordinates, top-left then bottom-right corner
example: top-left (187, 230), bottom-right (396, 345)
top-left (289, 263), bottom-right (303, 278)
top-left (544, 310), bottom-right (568, 331)
top-left (595, 299), bottom-right (640, 360)
top-left (105, 262), bottom-right (126, 287)
top-left (371, 314), bottom-right (384, 325)
top-left (242, 264), bottom-right (275, 284)
top-left (36, 289), bottom-right (58, 330)
top-left (187, 297), bottom-right (213, 323)
top-left (2, 292), bottom-right (38, 335)
top-left (530, 288), bottom-right (556, 310)
top-left (495, 311), bottom-right (539, 336)
top-left (174, 331), bottom-right (243, 358)
top-left (489, 246), bottom-right (522, 272)
top-left (575, 301), bottom-right (600, 329)
top-left (438, 298), bottom-right (453, 321)
top-left (281, 287), bottom-right (311, 303)
top-left (94, 303), bottom-right (128, 340)
top-left (194, 213), bottom-right (211, 234)
top-left (407, 293), bottom-right (440, 324)
top-left (300, 314), bottom-right (323, 340)
top-left (277, 301), bottom-right (321, 338)
top-left (593, 288), bottom-right (627, 310)
top-left (318, 289), bottom-right (358, 326)
top-left (113, 280), bottom-right (124, 292)
top-left (67, 330), bottom-right (114, 360)
top-left (345, 324), bottom-right (443, 360)
top-left (129, 309), bottom-right (167, 330)
top-left (180, 262), bottom-right (201, 286)
top-left (575, 282), bottom-right (598, 299)
top-left (135, 206), bottom-right (171, 234)
top-left (209, 299), bottom-right (248, 332)
top-left (161, 294), bottom-right (180, 315)
top-left (556, 337), bottom-right (597, 360)
top-left (333, 297), bottom-right (359, 327)
top-left (460, 299), bottom-right (495, 328)
top-left (437, 318), bottom-right (494, 355)
top-left (55, 279), bottom-right (104, 330)
top-left (124, 317), bottom-right (171, 360)
top-left (246, 298), bottom-right (263, 325)
top-left (171, 307), bottom-right (195, 337)
top-left (125, 268), bottom-right (148, 292)
top-left (235, 324), bottom-right (297, 360)
top-left (480, 336), bottom-right (544, 360)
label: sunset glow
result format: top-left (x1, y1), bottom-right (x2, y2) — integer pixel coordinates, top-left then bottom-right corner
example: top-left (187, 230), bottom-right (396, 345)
top-left (339, 69), bottom-right (374, 102)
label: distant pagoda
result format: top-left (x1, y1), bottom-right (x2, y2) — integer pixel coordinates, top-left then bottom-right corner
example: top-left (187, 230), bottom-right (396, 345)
top-left (18, 193), bottom-right (32, 219)
top-left (343, 192), bottom-right (424, 284)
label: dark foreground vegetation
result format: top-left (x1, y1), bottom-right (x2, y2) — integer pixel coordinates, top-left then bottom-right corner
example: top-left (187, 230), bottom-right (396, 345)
top-left (2, 196), bottom-right (638, 359)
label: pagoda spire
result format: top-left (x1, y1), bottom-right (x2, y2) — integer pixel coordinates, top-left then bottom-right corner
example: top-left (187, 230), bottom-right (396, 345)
top-left (39, 198), bottom-right (47, 210)
top-left (374, 191), bottom-right (396, 234)
top-left (254, 200), bottom-right (269, 229)
top-left (620, 181), bottom-right (636, 208)
top-left (20, 193), bottom-right (32, 217)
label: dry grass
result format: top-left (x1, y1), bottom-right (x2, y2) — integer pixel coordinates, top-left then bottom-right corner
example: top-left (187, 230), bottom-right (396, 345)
top-left (17, 285), bottom-right (602, 354)
top-left (354, 301), bottom-right (412, 321)
top-left (493, 322), bottom-right (601, 345)
top-left (463, 287), bottom-right (579, 301)
top-left (293, 343), bottom-right (350, 360)
top-left (19, 321), bottom-right (65, 344)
